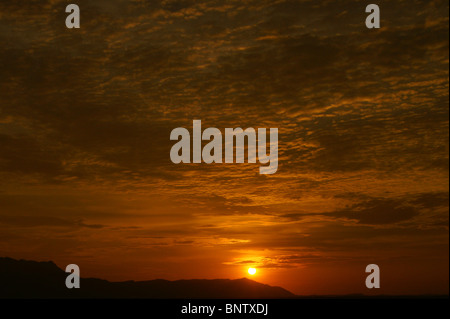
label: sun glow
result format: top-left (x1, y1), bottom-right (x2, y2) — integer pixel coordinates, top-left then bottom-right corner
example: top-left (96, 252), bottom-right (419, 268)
top-left (248, 268), bottom-right (257, 275)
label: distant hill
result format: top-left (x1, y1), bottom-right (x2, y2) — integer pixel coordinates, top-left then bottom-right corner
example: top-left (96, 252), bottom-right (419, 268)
top-left (0, 257), bottom-right (296, 298)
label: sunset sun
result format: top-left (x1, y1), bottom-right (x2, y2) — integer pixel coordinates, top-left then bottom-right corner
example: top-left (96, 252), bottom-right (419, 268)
top-left (248, 268), bottom-right (257, 275)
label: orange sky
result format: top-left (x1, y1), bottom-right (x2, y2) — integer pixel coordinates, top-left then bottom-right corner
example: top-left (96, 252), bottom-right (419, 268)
top-left (0, 0), bottom-right (448, 295)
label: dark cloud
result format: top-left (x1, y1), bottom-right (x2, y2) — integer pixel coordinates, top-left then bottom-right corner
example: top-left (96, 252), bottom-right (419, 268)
top-left (0, 215), bottom-right (105, 229)
top-left (332, 198), bottom-right (419, 225)
top-left (329, 192), bottom-right (449, 225)
top-left (411, 192), bottom-right (449, 209)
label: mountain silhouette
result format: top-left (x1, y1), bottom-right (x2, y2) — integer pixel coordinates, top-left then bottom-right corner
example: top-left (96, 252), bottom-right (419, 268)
top-left (0, 257), bottom-right (296, 298)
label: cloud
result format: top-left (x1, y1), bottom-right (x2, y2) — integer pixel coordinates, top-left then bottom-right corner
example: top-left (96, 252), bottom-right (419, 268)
top-left (0, 215), bottom-right (105, 229)
top-left (411, 192), bottom-right (449, 209)
top-left (331, 198), bottom-right (419, 225)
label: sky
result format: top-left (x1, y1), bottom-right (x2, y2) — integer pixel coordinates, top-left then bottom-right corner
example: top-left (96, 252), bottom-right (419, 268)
top-left (0, 0), bottom-right (448, 296)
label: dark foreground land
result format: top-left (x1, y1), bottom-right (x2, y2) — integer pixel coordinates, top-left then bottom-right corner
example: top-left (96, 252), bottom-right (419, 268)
top-left (0, 257), bottom-right (448, 300)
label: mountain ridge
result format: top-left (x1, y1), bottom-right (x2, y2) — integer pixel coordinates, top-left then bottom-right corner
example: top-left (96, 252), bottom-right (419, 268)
top-left (0, 257), bottom-right (296, 299)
